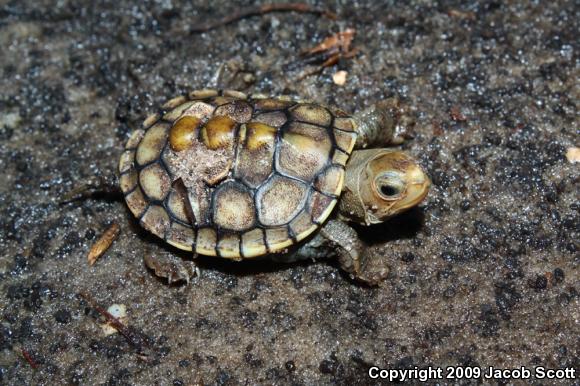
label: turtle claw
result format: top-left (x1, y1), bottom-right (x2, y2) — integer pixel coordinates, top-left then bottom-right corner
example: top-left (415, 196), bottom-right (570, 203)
top-left (352, 253), bottom-right (389, 286)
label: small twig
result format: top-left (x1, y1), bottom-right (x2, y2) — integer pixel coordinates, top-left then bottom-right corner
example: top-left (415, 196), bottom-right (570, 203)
top-left (190, 3), bottom-right (337, 33)
top-left (21, 348), bottom-right (38, 369)
top-left (296, 66), bottom-right (324, 81)
top-left (301, 28), bottom-right (355, 57)
top-left (295, 28), bottom-right (359, 80)
top-left (79, 292), bottom-right (154, 359)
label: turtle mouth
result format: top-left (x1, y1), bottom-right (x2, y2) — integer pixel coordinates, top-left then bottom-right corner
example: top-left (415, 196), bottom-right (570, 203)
top-left (397, 165), bottom-right (431, 211)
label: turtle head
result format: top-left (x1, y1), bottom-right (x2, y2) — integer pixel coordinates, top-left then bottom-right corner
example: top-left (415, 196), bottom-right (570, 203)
top-left (339, 149), bottom-right (430, 225)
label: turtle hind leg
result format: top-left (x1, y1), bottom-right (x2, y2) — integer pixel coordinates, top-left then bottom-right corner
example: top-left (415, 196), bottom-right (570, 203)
top-left (61, 171), bottom-right (121, 203)
top-left (144, 251), bottom-right (200, 286)
top-left (210, 60), bottom-right (256, 91)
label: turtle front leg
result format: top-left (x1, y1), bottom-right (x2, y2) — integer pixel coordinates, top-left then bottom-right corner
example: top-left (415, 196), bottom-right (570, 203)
top-left (279, 219), bottom-right (389, 285)
top-left (319, 219), bottom-right (389, 285)
top-left (352, 97), bottom-right (415, 148)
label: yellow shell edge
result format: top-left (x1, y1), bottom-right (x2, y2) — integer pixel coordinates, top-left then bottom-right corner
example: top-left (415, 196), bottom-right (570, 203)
top-left (267, 238), bottom-right (295, 254)
top-left (166, 239), bottom-right (193, 252)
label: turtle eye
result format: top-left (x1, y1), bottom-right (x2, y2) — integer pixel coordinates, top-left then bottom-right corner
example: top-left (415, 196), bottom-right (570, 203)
top-left (380, 184), bottom-right (401, 197)
top-left (374, 172), bottom-right (405, 200)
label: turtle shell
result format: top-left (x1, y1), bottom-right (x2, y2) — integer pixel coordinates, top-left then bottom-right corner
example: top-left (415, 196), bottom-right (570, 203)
top-left (118, 89), bottom-right (357, 260)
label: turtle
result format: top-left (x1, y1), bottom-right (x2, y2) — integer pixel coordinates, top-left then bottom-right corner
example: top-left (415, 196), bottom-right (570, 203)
top-left (118, 89), bottom-right (430, 284)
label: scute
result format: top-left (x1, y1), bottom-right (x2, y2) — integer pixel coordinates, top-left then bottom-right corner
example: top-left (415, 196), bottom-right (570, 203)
top-left (166, 222), bottom-right (195, 251)
top-left (162, 95), bottom-right (187, 110)
top-left (290, 103), bottom-right (332, 126)
top-left (333, 129), bottom-right (357, 154)
top-left (119, 169), bottom-right (138, 194)
top-left (169, 115), bottom-right (201, 152)
top-left (189, 89), bottom-right (218, 99)
top-left (223, 90), bottom-right (247, 99)
top-left (334, 116), bottom-right (356, 132)
top-left (253, 111), bottom-right (287, 127)
top-left (314, 165), bottom-right (344, 196)
top-left (277, 122), bottom-right (332, 181)
top-left (241, 228), bottom-right (267, 257)
top-left (125, 129), bottom-right (144, 149)
top-left (212, 181), bottom-right (255, 231)
top-left (265, 227), bottom-right (293, 252)
top-left (257, 175), bottom-right (308, 227)
top-left (309, 192), bottom-right (337, 224)
top-left (140, 205), bottom-right (170, 239)
top-left (163, 100), bottom-right (196, 121)
top-left (136, 123), bottom-right (169, 166)
top-left (196, 227), bottom-right (217, 255)
top-left (119, 150), bottom-right (135, 174)
top-left (142, 113), bottom-right (160, 129)
top-left (214, 100), bottom-right (253, 123)
top-left (254, 98), bottom-right (294, 111)
top-left (201, 115), bottom-right (237, 150)
top-left (210, 96), bottom-right (235, 107)
top-left (125, 187), bottom-right (148, 218)
top-left (234, 122), bottom-right (276, 188)
top-left (139, 163), bottom-right (171, 201)
top-left (217, 233), bottom-right (241, 260)
top-left (289, 210), bottom-right (317, 241)
top-left (332, 149), bottom-right (350, 166)
top-left (121, 89), bottom-right (358, 259)
top-left (182, 101), bottom-right (214, 120)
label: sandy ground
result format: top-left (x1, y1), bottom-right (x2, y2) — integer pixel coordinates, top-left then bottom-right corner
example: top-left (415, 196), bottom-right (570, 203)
top-left (0, 1), bottom-right (578, 385)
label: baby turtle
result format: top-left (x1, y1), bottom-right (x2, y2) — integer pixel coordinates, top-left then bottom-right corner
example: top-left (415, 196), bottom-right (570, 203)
top-left (119, 89), bottom-right (430, 284)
